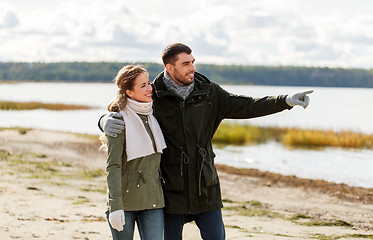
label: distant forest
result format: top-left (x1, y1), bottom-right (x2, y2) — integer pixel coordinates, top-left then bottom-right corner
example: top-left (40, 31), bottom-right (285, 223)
top-left (1, 62), bottom-right (373, 88)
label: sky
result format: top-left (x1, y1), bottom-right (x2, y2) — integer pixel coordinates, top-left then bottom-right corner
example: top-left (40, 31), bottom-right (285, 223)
top-left (1, 0), bottom-right (373, 69)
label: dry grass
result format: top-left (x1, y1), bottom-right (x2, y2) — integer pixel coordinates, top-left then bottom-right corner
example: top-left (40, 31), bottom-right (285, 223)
top-left (282, 129), bottom-right (373, 149)
top-left (213, 124), bottom-right (283, 144)
top-left (0, 100), bottom-right (94, 110)
top-left (213, 123), bottom-right (373, 149)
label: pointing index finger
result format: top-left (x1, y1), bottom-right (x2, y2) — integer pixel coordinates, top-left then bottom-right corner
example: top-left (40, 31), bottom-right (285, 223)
top-left (301, 90), bottom-right (314, 96)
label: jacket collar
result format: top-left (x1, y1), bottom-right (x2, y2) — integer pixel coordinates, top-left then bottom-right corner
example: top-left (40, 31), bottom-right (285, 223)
top-left (153, 71), bottom-right (211, 99)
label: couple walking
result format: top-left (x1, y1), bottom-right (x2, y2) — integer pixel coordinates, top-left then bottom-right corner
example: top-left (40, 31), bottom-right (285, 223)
top-left (99, 43), bottom-right (312, 240)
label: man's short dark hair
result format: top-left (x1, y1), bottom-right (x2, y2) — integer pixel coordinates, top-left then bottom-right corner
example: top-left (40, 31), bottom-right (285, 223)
top-left (161, 43), bottom-right (192, 66)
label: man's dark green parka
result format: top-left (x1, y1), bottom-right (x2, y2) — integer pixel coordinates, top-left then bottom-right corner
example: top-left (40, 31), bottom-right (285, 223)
top-left (152, 71), bottom-right (292, 215)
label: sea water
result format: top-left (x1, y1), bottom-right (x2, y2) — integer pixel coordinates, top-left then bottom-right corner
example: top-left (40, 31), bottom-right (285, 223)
top-left (1, 82), bottom-right (372, 188)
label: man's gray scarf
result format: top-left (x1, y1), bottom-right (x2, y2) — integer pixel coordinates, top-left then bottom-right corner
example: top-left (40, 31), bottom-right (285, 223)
top-left (162, 70), bottom-right (195, 100)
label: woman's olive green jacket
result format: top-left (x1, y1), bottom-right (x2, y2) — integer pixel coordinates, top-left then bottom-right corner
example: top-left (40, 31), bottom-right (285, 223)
top-left (152, 71), bottom-right (292, 215)
top-left (105, 114), bottom-right (164, 213)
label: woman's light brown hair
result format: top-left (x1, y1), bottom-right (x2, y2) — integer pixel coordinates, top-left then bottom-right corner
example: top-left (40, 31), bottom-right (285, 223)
top-left (107, 64), bottom-right (147, 112)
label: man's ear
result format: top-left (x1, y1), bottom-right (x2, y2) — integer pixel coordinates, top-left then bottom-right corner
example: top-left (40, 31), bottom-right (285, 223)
top-left (165, 63), bottom-right (173, 74)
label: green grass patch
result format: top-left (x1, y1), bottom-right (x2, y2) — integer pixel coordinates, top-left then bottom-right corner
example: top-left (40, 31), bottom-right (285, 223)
top-left (223, 200), bottom-right (281, 218)
top-left (0, 127), bottom-right (31, 134)
top-left (312, 233), bottom-right (373, 240)
top-left (35, 153), bottom-right (48, 158)
top-left (18, 128), bottom-right (29, 134)
top-left (73, 132), bottom-right (101, 140)
top-left (0, 100), bottom-right (94, 111)
top-left (82, 169), bottom-right (106, 178)
top-left (289, 213), bottom-right (312, 221)
top-left (10, 159), bottom-right (68, 179)
top-left (289, 213), bottom-right (353, 228)
top-left (225, 225), bottom-right (242, 229)
top-left (223, 199), bottom-right (264, 207)
top-left (73, 195), bottom-right (90, 205)
top-left (344, 234), bottom-right (373, 239)
top-left (0, 149), bottom-right (11, 158)
top-left (80, 186), bottom-right (106, 194)
top-left (225, 225), bottom-right (250, 234)
top-left (274, 233), bottom-right (296, 238)
top-left (245, 200), bottom-right (263, 207)
top-left (303, 219), bottom-right (353, 227)
top-left (224, 205), bottom-right (281, 218)
top-left (2, 151), bottom-right (105, 181)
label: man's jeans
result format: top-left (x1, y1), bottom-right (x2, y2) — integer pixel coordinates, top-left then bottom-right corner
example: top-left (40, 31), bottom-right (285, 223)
top-left (164, 209), bottom-right (225, 240)
top-left (106, 208), bottom-right (164, 240)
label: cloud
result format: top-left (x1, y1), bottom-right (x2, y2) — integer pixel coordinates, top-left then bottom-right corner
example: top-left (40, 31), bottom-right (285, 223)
top-left (1, 0), bottom-right (373, 68)
top-left (0, 2), bottom-right (19, 28)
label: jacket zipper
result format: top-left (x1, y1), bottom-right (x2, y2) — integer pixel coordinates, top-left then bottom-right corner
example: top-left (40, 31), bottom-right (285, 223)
top-left (158, 169), bottom-right (165, 184)
top-left (180, 100), bottom-right (188, 177)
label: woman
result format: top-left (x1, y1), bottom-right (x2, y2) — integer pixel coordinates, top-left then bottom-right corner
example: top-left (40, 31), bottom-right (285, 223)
top-left (101, 65), bottom-right (166, 240)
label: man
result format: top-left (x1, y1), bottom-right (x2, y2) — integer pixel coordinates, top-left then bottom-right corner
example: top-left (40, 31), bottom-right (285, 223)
top-left (100, 43), bottom-right (312, 240)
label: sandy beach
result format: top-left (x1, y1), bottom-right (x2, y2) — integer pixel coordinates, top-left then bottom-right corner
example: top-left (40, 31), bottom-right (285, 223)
top-left (0, 128), bottom-right (372, 240)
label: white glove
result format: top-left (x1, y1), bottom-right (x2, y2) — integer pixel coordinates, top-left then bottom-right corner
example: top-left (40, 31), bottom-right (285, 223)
top-left (109, 210), bottom-right (125, 231)
top-left (286, 90), bottom-right (313, 109)
top-left (100, 112), bottom-right (125, 137)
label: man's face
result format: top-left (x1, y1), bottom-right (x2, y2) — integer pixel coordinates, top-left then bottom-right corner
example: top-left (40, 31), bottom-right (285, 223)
top-left (167, 52), bottom-right (196, 86)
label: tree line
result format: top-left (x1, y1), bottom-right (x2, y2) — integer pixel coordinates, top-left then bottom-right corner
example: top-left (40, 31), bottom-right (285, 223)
top-left (1, 62), bottom-right (373, 88)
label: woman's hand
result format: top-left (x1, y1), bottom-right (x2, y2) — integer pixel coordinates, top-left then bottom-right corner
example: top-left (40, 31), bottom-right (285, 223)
top-left (109, 210), bottom-right (125, 231)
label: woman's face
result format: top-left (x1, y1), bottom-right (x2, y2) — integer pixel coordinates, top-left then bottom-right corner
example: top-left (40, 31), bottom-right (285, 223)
top-left (125, 72), bottom-right (152, 103)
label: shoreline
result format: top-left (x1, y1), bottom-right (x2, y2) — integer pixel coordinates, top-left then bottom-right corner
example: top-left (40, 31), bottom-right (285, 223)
top-left (216, 164), bottom-right (373, 204)
top-left (1, 128), bottom-right (372, 239)
top-left (2, 127), bottom-right (372, 192)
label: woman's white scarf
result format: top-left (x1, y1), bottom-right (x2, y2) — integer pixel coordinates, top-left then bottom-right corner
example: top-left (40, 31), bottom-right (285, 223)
top-left (120, 98), bottom-right (166, 161)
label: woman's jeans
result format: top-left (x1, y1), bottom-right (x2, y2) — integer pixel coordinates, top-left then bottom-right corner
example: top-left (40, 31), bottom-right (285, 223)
top-left (106, 208), bottom-right (164, 240)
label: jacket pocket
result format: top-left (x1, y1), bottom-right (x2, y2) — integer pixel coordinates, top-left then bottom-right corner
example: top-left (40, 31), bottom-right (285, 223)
top-left (160, 147), bottom-right (185, 191)
top-left (122, 174), bottom-right (142, 205)
top-left (150, 170), bottom-right (165, 207)
top-left (161, 160), bottom-right (184, 191)
top-left (202, 150), bottom-right (219, 187)
top-left (154, 109), bottom-right (177, 134)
